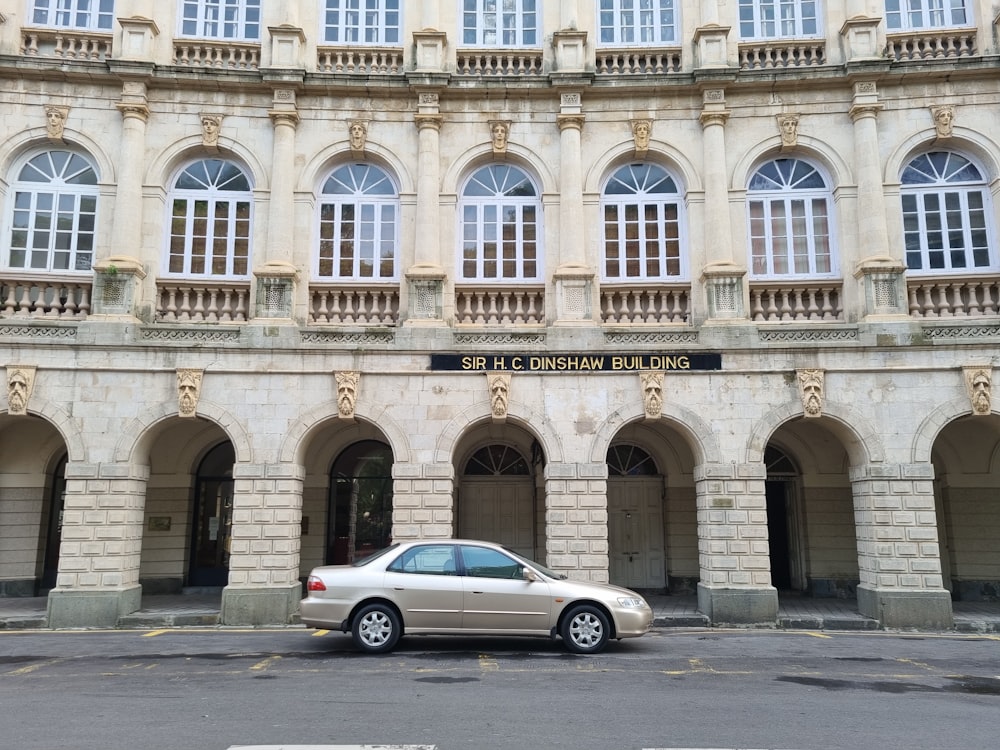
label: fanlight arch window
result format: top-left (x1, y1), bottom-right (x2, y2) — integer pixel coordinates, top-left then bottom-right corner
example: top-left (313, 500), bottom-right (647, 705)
top-left (601, 162), bottom-right (685, 281)
top-left (597, 0), bottom-right (679, 45)
top-left (166, 159), bottom-right (253, 278)
top-left (179, 0), bottom-right (260, 40)
top-left (461, 0), bottom-right (538, 46)
top-left (463, 444), bottom-right (531, 476)
top-left (608, 444), bottom-right (659, 476)
top-left (29, 0), bottom-right (114, 31)
top-left (317, 163), bottom-right (399, 281)
top-left (4, 150), bottom-right (99, 273)
top-left (747, 158), bottom-right (835, 278)
top-left (900, 151), bottom-right (994, 274)
top-left (460, 164), bottom-right (542, 282)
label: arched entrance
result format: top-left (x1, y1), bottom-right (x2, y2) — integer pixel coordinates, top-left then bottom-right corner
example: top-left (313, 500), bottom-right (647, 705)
top-left (607, 443), bottom-right (666, 590)
top-left (40, 454), bottom-right (67, 591)
top-left (764, 445), bottom-right (803, 592)
top-left (457, 443), bottom-right (536, 559)
top-left (188, 442), bottom-right (235, 587)
top-left (327, 440), bottom-right (393, 564)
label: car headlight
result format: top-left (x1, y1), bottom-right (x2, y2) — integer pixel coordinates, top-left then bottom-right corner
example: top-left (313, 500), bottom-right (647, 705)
top-left (617, 596), bottom-right (646, 608)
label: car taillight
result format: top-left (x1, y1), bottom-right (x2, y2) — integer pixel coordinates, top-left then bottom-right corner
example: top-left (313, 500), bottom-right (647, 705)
top-left (306, 576), bottom-right (326, 592)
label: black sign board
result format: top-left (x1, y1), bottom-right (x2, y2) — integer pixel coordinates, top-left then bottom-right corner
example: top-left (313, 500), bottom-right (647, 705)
top-left (430, 353), bottom-right (722, 372)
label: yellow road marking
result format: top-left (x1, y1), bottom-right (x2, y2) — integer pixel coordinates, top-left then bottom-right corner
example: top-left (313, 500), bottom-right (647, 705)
top-left (478, 653), bottom-right (499, 672)
top-left (802, 631), bottom-right (832, 639)
top-left (142, 630), bottom-right (168, 637)
top-left (250, 655), bottom-right (281, 672)
top-left (7, 660), bottom-right (58, 676)
top-left (311, 629), bottom-right (330, 637)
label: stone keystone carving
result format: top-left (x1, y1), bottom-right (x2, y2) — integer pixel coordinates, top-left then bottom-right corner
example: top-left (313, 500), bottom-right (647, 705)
top-left (631, 119), bottom-right (652, 155)
top-left (964, 366), bottom-right (992, 416)
top-left (200, 114), bottom-right (223, 148)
top-left (488, 371), bottom-right (511, 422)
top-left (45, 105), bottom-right (69, 141)
top-left (489, 120), bottom-right (510, 155)
top-left (797, 369), bottom-right (824, 418)
top-left (931, 105), bottom-right (954, 139)
top-left (641, 371), bottom-right (664, 420)
top-left (777, 114), bottom-right (799, 149)
top-left (336, 371), bottom-right (360, 419)
top-left (6, 365), bottom-right (36, 416)
top-left (177, 369), bottom-right (203, 418)
top-left (349, 120), bottom-right (367, 155)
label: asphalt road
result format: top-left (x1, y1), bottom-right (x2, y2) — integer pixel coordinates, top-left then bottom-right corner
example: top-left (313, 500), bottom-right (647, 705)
top-left (1, 626), bottom-right (998, 750)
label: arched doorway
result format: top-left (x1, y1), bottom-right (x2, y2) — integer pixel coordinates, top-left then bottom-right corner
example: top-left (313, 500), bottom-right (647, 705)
top-left (607, 443), bottom-right (666, 590)
top-left (327, 440), bottom-right (393, 564)
top-left (458, 443), bottom-right (535, 558)
top-left (765, 445), bottom-right (803, 592)
top-left (189, 442), bottom-right (235, 587)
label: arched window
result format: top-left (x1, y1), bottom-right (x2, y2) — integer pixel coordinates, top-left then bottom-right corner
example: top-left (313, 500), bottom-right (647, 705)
top-left (460, 164), bottom-right (542, 282)
top-left (747, 157), bottom-right (835, 277)
top-left (608, 444), bottom-right (658, 476)
top-left (463, 444), bottom-right (531, 476)
top-left (317, 163), bottom-right (399, 281)
top-left (166, 159), bottom-right (252, 278)
top-left (901, 151), bottom-right (994, 274)
top-left (4, 150), bottom-right (98, 273)
top-left (601, 163), bottom-right (685, 281)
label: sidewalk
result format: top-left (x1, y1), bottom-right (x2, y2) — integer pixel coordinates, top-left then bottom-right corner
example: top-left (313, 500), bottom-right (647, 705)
top-left (2, 593), bottom-right (998, 633)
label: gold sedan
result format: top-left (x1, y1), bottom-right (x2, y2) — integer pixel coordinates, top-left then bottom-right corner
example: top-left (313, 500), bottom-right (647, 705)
top-left (299, 539), bottom-right (653, 654)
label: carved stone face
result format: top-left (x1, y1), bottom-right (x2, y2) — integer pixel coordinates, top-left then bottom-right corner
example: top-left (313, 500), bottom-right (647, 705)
top-left (490, 122), bottom-right (508, 150)
top-left (971, 371), bottom-right (991, 414)
top-left (201, 117), bottom-right (221, 144)
top-left (349, 122), bottom-right (366, 150)
top-left (178, 376), bottom-right (199, 415)
top-left (633, 121), bottom-right (650, 150)
top-left (8, 371), bottom-right (28, 414)
top-left (45, 108), bottom-right (65, 137)
top-left (642, 373), bottom-right (663, 416)
top-left (489, 374), bottom-right (509, 416)
top-left (780, 117), bottom-right (797, 144)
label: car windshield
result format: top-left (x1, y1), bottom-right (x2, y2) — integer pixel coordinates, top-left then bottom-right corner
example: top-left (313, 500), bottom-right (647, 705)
top-left (504, 548), bottom-right (568, 580)
top-left (351, 543), bottom-right (399, 567)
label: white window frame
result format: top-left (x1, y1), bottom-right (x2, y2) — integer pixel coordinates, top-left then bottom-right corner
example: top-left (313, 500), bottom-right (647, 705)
top-left (884, 0), bottom-right (971, 31)
top-left (596, 0), bottom-right (679, 46)
top-left (746, 158), bottom-right (837, 279)
top-left (461, 0), bottom-right (539, 47)
top-left (600, 163), bottom-right (687, 282)
top-left (316, 163), bottom-right (400, 282)
top-left (3, 149), bottom-right (99, 274)
top-left (29, 0), bottom-right (115, 31)
top-left (900, 151), bottom-right (995, 275)
top-left (738, 0), bottom-right (820, 40)
top-left (321, 0), bottom-right (402, 45)
top-left (178, 0), bottom-right (261, 41)
top-left (165, 159), bottom-right (253, 280)
top-left (459, 164), bottom-right (542, 283)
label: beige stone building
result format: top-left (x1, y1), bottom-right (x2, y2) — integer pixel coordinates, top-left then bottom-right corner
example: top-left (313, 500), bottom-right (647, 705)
top-left (0, 0), bottom-right (997, 630)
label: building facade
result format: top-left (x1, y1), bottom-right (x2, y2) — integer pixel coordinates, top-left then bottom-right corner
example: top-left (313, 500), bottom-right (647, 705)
top-left (0, 0), bottom-right (997, 629)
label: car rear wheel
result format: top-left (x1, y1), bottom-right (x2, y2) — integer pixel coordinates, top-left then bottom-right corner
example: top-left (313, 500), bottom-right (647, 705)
top-left (561, 604), bottom-right (610, 654)
top-left (352, 603), bottom-right (402, 654)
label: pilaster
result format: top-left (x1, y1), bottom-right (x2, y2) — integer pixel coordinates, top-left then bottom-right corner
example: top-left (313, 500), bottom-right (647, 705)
top-left (390, 462), bottom-right (454, 540)
top-left (544, 462), bottom-right (609, 583)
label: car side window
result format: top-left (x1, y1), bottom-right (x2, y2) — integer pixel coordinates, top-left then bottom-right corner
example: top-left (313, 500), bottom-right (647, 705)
top-left (386, 545), bottom-right (458, 576)
top-left (459, 545), bottom-right (523, 579)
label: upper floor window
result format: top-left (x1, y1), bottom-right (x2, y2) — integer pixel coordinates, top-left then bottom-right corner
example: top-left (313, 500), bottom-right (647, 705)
top-left (597, 0), bottom-right (678, 45)
top-left (179, 0), bottom-right (261, 40)
top-left (460, 164), bottom-right (541, 282)
top-left (885, 0), bottom-right (969, 30)
top-left (462, 0), bottom-right (538, 46)
top-left (747, 158), bottom-right (835, 277)
top-left (601, 163), bottom-right (685, 281)
top-left (901, 151), bottom-right (994, 274)
top-left (738, 0), bottom-right (819, 39)
top-left (317, 163), bottom-right (399, 281)
top-left (322, 0), bottom-right (401, 44)
top-left (30, 0), bottom-right (114, 31)
top-left (166, 159), bottom-right (253, 278)
top-left (3, 150), bottom-right (98, 273)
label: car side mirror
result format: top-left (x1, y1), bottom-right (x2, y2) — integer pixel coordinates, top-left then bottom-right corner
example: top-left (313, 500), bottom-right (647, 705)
top-left (523, 567), bottom-right (538, 582)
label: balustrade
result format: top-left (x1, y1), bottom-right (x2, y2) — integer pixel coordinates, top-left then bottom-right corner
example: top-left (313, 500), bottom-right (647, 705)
top-left (309, 285), bottom-right (399, 325)
top-left (21, 29), bottom-right (112, 60)
top-left (0, 277), bottom-right (91, 320)
top-left (595, 47), bottom-right (682, 74)
top-left (155, 283), bottom-right (250, 322)
top-left (739, 41), bottom-right (825, 69)
top-left (455, 286), bottom-right (544, 325)
top-left (600, 285), bottom-right (690, 324)
top-left (317, 47), bottom-right (404, 74)
top-left (886, 30), bottom-right (975, 61)
top-left (749, 283), bottom-right (843, 321)
top-left (455, 50), bottom-right (543, 76)
top-left (907, 277), bottom-right (1000, 318)
top-left (173, 41), bottom-right (260, 69)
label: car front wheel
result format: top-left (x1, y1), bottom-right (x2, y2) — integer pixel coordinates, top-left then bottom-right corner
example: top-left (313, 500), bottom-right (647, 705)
top-left (560, 604), bottom-right (610, 654)
top-left (352, 603), bottom-right (402, 654)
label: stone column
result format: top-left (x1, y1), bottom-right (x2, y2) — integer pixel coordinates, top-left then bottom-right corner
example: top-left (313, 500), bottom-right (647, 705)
top-left (849, 82), bottom-right (891, 260)
top-left (221, 462), bottom-right (304, 625)
top-left (553, 93), bottom-right (594, 324)
top-left (545, 462), bottom-right (608, 583)
top-left (389, 462), bottom-right (454, 540)
top-left (405, 93), bottom-right (446, 323)
top-left (851, 462), bottom-right (953, 629)
top-left (694, 462), bottom-right (777, 624)
top-left (46, 462), bottom-right (147, 628)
